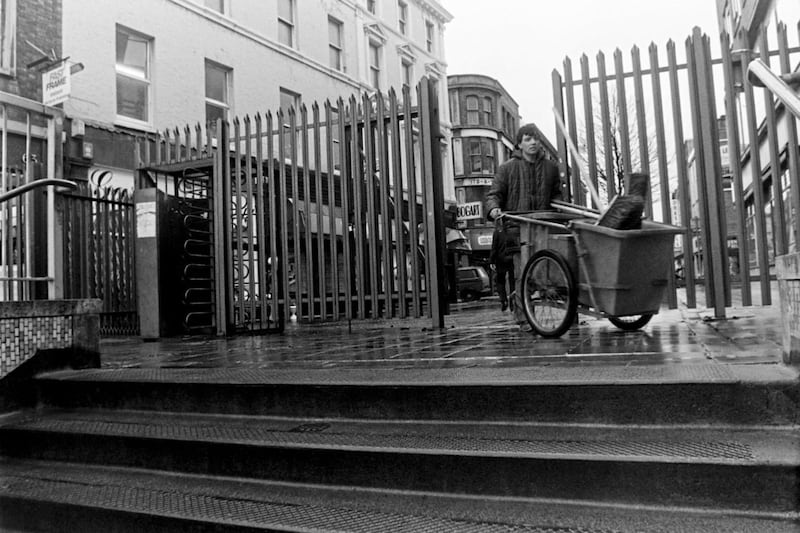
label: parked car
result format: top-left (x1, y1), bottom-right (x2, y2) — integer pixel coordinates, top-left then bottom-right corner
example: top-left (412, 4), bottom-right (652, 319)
top-left (456, 266), bottom-right (492, 301)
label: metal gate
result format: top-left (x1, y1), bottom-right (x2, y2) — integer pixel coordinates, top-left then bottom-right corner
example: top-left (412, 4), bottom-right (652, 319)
top-left (61, 181), bottom-right (138, 335)
top-left (0, 92), bottom-right (64, 301)
top-left (553, 22), bottom-right (800, 317)
top-left (137, 78), bottom-right (446, 335)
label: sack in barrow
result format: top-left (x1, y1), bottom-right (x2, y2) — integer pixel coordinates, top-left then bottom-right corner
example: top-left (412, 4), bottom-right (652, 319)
top-left (597, 173), bottom-right (648, 230)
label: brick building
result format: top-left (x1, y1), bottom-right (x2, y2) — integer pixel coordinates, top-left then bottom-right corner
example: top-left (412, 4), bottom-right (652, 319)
top-left (448, 73), bottom-right (556, 266)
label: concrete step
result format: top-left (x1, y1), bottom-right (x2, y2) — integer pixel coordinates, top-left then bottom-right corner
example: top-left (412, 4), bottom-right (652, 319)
top-left (1, 458), bottom-right (797, 533)
top-left (1, 408), bottom-right (798, 513)
top-left (31, 365), bottom-right (800, 425)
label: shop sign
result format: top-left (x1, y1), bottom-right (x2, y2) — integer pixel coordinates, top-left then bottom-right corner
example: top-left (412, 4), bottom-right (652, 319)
top-left (457, 201), bottom-right (483, 221)
top-left (477, 234), bottom-right (493, 246)
top-left (42, 62), bottom-right (71, 106)
top-left (460, 177), bottom-right (494, 187)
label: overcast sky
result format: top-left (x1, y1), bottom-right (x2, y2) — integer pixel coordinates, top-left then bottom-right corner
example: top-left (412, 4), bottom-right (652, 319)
top-left (441, 0), bottom-right (722, 142)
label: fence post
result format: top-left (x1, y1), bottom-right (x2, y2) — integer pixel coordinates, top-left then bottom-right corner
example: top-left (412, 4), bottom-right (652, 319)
top-left (419, 77), bottom-right (446, 328)
top-left (720, 32), bottom-right (752, 306)
top-left (211, 119), bottom-right (230, 335)
top-left (690, 28), bottom-right (728, 317)
top-left (48, 112), bottom-right (65, 299)
top-left (551, 70), bottom-right (571, 201)
top-left (563, 57), bottom-right (584, 205)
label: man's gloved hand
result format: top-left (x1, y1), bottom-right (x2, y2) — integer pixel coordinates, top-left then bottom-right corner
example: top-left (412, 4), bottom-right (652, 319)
top-left (489, 208), bottom-right (502, 220)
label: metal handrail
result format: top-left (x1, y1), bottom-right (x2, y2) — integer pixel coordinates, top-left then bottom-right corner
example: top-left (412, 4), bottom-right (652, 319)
top-left (747, 59), bottom-right (800, 120)
top-left (0, 178), bottom-right (76, 204)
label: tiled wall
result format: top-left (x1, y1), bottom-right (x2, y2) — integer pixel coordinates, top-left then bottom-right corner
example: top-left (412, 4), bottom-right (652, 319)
top-left (0, 300), bottom-right (101, 379)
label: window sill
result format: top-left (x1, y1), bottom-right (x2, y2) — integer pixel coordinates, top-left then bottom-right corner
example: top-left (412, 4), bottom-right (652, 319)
top-left (114, 116), bottom-right (156, 134)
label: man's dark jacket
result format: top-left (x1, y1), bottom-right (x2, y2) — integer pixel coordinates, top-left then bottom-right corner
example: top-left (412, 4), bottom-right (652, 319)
top-left (485, 151), bottom-right (563, 225)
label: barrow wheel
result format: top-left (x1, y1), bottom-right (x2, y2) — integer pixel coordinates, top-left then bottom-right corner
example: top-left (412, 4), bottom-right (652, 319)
top-left (521, 250), bottom-right (578, 338)
top-left (608, 314), bottom-right (653, 331)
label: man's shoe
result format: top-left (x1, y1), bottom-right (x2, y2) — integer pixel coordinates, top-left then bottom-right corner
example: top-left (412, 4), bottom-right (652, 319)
top-left (517, 322), bottom-right (532, 332)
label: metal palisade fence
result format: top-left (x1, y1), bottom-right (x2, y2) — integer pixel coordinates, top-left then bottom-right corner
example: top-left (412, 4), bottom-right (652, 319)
top-left (0, 93), bottom-right (64, 303)
top-left (61, 181), bottom-right (138, 335)
top-left (0, 92), bottom-right (138, 335)
top-left (137, 78), bottom-right (446, 335)
top-left (553, 23), bottom-right (800, 318)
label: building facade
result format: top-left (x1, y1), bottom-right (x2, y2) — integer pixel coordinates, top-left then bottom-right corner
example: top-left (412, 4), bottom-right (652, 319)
top-left (715, 0), bottom-right (800, 266)
top-left (51, 0), bottom-right (454, 199)
top-left (678, 117), bottom-right (742, 280)
top-left (0, 0), bottom-right (62, 169)
top-left (448, 73), bottom-right (556, 267)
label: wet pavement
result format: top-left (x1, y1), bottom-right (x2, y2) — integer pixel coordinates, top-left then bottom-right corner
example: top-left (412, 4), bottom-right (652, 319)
top-left (100, 291), bottom-right (787, 372)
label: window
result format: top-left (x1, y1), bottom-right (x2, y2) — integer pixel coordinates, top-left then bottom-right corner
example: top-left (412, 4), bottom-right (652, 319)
top-left (465, 95), bottom-right (479, 125)
top-left (398, 1), bottom-right (408, 35)
top-left (503, 109), bottom-right (514, 135)
top-left (278, 0), bottom-right (295, 47)
top-left (280, 87), bottom-right (300, 113)
top-left (116, 26), bottom-right (151, 123)
top-left (366, 0), bottom-right (376, 14)
top-left (0, 0), bottom-right (16, 74)
top-left (449, 92), bottom-right (459, 124)
top-left (468, 138), bottom-right (495, 174)
top-left (280, 87), bottom-right (301, 159)
top-left (368, 41), bottom-right (381, 90)
top-left (328, 16), bottom-right (343, 71)
top-left (401, 59), bottom-right (412, 89)
top-left (782, 167), bottom-right (797, 252)
top-left (205, 60), bottom-right (231, 128)
top-left (482, 97), bottom-right (493, 126)
top-left (425, 20), bottom-right (435, 53)
top-left (202, 0), bottom-right (223, 13)
top-left (430, 76), bottom-right (439, 98)
top-left (452, 138), bottom-right (463, 175)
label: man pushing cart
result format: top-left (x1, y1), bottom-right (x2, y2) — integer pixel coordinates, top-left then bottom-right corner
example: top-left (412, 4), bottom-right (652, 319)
top-left (485, 124), bottom-right (564, 331)
top-left (487, 119), bottom-right (683, 336)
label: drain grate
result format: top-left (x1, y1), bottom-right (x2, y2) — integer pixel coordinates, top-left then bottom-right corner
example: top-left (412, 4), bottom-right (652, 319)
top-left (2, 475), bottom-right (621, 533)
top-left (18, 417), bottom-right (755, 461)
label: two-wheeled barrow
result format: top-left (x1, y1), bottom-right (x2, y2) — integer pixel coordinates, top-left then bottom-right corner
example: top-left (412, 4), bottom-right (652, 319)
top-left (501, 207), bottom-right (684, 337)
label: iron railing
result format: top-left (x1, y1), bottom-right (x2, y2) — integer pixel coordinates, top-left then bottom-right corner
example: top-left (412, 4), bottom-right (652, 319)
top-left (747, 58), bottom-right (800, 119)
top-left (137, 78), bottom-right (447, 335)
top-left (0, 92), bottom-right (65, 301)
top-left (553, 22), bottom-right (800, 317)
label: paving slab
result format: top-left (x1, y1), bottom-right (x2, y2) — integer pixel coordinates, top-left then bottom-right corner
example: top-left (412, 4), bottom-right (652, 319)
top-left (99, 301), bottom-right (788, 380)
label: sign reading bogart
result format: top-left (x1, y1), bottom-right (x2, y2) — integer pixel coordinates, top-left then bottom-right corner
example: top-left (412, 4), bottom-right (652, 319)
top-left (42, 62), bottom-right (71, 106)
top-left (457, 201), bottom-right (483, 221)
